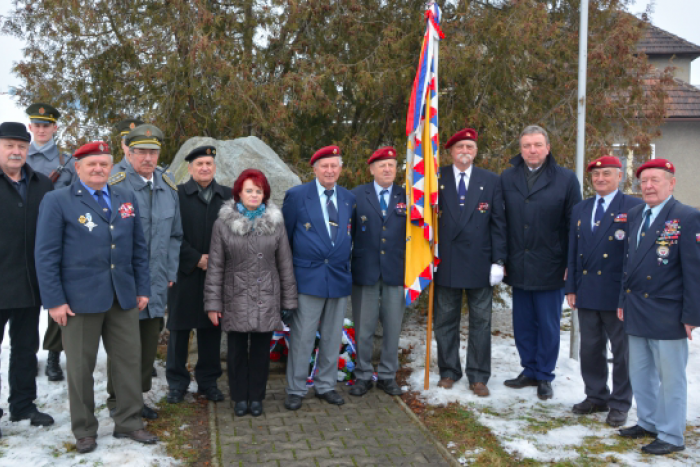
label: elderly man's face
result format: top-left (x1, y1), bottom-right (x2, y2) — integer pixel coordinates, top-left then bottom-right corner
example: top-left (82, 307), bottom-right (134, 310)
top-left (188, 156), bottom-right (216, 187)
top-left (75, 154), bottom-right (113, 190)
top-left (130, 147), bottom-right (160, 178)
top-left (640, 168), bottom-right (675, 207)
top-left (591, 167), bottom-right (622, 197)
top-left (369, 159), bottom-right (397, 188)
top-left (313, 156), bottom-right (342, 189)
top-left (449, 140), bottom-right (478, 171)
top-left (0, 138), bottom-right (29, 175)
top-left (520, 133), bottom-right (550, 169)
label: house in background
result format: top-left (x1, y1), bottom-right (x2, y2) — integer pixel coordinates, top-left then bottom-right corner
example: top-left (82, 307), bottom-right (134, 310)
top-left (619, 22), bottom-right (700, 207)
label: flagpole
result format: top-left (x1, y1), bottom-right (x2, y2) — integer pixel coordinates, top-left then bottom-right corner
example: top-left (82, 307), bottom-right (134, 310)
top-left (424, 281), bottom-right (435, 390)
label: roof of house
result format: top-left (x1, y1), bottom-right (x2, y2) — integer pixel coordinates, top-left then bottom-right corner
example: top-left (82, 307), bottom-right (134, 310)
top-left (642, 76), bottom-right (700, 119)
top-left (637, 23), bottom-right (700, 57)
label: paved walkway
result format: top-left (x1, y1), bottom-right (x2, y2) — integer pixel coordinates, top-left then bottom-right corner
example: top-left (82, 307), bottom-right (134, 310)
top-left (213, 374), bottom-right (453, 466)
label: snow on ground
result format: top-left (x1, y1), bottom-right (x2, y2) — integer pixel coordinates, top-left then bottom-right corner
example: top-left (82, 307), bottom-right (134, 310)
top-left (400, 308), bottom-right (700, 465)
top-left (0, 309), bottom-right (176, 466)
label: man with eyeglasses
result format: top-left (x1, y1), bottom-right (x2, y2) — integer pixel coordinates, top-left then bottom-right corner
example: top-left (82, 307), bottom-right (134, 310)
top-left (106, 124), bottom-right (183, 419)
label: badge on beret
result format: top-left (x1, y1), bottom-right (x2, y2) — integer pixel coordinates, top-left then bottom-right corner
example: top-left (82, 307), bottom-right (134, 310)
top-left (389, 151), bottom-right (393, 156)
top-left (145, 129), bottom-right (152, 137)
top-left (39, 107), bottom-right (45, 115)
top-left (666, 163), bottom-right (672, 169)
top-left (657, 245), bottom-right (670, 258)
top-left (333, 148), bottom-right (338, 154)
top-left (596, 161), bottom-right (601, 166)
top-left (129, 122), bottom-right (136, 130)
top-left (206, 148), bottom-right (211, 155)
top-left (614, 229), bottom-right (625, 240)
top-left (99, 144), bottom-right (105, 152)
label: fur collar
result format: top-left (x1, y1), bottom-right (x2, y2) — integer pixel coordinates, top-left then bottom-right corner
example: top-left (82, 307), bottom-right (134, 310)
top-left (218, 200), bottom-right (283, 236)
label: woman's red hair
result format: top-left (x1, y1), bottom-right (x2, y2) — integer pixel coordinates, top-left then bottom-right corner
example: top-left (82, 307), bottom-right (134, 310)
top-left (232, 168), bottom-right (271, 204)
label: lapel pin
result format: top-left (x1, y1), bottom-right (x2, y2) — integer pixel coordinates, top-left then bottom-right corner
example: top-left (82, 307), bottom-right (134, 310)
top-left (304, 223), bottom-right (311, 231)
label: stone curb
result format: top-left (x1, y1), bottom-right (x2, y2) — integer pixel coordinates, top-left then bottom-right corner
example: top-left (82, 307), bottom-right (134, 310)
top-left (209, 401), bottom-right (221, 467)
top-left (392, 394), bottom-right (462, 467)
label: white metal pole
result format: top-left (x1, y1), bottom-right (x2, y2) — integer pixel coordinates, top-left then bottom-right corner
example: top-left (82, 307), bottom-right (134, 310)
top-left (570, 0), bottom-right (589, 360)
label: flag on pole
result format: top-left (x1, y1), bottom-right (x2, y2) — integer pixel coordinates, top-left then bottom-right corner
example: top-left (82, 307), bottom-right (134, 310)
top-left (404, 1), bottom-right (444, 306)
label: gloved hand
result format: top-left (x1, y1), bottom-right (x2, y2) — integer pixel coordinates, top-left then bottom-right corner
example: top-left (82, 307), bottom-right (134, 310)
top-left (280, 308), bottom-right (297, 326)
top-left (489, 264), bottom-right (505, 286)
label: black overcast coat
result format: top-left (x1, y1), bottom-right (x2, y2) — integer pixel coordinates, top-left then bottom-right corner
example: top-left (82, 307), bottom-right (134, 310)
top-left (167, 178), bottom-right (231, 330)
top-left (501, 153), bottom-right (581, 290)
top-left (0, 163), bottom-right (53, 309)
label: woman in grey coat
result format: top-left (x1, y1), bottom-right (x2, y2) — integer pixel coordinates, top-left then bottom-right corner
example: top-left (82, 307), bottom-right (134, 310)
top-left (204, 169), bottom-right (297, 417)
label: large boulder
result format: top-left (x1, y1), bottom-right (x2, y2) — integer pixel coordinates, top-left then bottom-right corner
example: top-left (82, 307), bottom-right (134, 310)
top-left (169, 136), bottom-right (301, 206)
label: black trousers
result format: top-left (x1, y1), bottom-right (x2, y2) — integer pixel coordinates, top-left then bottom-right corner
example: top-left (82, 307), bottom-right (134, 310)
top-left (166, 327), bottom-right (223, 393)
top-left (0, 306), bottom-right (40, 416)
top-left (227, 331), bottom-right (272, 402)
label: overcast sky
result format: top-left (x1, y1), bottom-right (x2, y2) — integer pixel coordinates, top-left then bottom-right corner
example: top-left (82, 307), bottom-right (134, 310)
top-left (0, 0), bottom-right (698, 122)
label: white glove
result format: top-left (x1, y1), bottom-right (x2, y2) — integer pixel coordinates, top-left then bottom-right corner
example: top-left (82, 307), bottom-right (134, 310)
top-left (489, 264), bottom-right (505, 286)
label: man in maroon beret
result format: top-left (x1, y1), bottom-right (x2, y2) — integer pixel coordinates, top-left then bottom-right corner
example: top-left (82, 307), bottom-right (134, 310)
top-left (565, 155), bottom-right (642, 426)
top-left (616, 158), bottom-right (700, 455)
top-left (432, 128), bottom-right (507, 396)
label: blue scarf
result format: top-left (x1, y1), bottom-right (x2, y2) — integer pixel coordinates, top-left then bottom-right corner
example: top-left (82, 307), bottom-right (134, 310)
top-left (236, 201), bottom-right (266, 222)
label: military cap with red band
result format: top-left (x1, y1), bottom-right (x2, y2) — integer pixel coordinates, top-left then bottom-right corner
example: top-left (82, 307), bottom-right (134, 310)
top-left (636, 158), bottom-right (675, 178)
top-left (73, 141), bottom-right (111, 160)
top-left (367, 146), bottom-right (397, 165)
top-left (309, 145), bottom-right (341, 166)
top-left (445, 128), bottom-right (478, 149)
top-left (586, 155), bottom-right (622, 172)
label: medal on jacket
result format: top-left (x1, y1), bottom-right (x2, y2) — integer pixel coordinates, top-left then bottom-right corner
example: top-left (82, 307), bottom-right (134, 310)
top-left (82, 213), bottom-right (97, 232)
top-left (614, 229), bottom-right (625, 240)
top-left (657, 244), bottom-right (670, 258)
top-left (304, 222), bottom-right (311, 231)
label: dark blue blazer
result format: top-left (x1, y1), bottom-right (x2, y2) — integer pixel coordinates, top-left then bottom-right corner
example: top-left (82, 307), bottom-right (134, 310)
top-left (350, 183), bottom-right (406, 287)
top-left (565, 191), bottom-right (643, 311)
top-left (35, 181), bottom-right (151, 313)
top-left (434, 166), bottom-right (507, 289)
top-left (282, 181), bottom-right (356, 298)
top-left (618, 197), bottom-right (700, 339)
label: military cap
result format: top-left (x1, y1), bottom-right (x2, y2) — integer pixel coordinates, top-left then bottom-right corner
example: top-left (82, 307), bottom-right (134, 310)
top-left (73, 141), bottom-right (111, 160)
top-left (185, 145), bottom-right (217, 162)
top-left (445, 128), bottom-right (478, 149)
top-left (367, 146), bottom-right (397, 165)
top-left (0, 122), bottom-right (31, 142)
top-left (636, 158), bottom-right (675, 178)
top-left (115, 118), bottom-right (145, 137)
top-left (126, 124), bottom-right (164, 150)
top-left (25, 103), bottom-right (61, 123)
top-left (309, 145), bottom-right (341, 166)
top-left (587, 155), bottom-right (622, 172)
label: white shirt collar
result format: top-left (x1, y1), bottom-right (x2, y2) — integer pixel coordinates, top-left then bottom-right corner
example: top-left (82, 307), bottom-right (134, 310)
top-left (140, 174), bottom-right (154, 185)
top-left (595, 189), bottom-right (618, 208)
top-left (373, 181), bottom-right (392, 198)
top-left (315, 178), bottom-right (336, 197)
top-left (453, 164), bottom-right (473, 184)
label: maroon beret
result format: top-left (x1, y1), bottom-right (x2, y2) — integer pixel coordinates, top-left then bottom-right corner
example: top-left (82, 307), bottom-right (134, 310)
top-left (73, 141), bottom-right (111, 160)
top-left (367, 146), bottom-right (397, 165)
top-left (445, 128), bottom-right (478, 149)
top-left (586, 156), bottom-right (622, 172)
top-left (636, 158), bottom-right (675, 178)
top-left (309, 145), bottom-right (341, 166)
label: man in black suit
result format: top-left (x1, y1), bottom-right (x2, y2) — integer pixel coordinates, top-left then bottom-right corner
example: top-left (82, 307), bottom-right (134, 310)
top-left (433, 128), bottom-right (507, 396)
top-left (349, 147), bottom-right (406, 397)
top-left (565, 155), bottom-right (642, 427)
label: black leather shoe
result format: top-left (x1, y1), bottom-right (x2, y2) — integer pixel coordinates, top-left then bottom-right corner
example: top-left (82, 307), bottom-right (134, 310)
top-left (572, 398), bottom-right (609, 414)
top-left (249, 401), bottom-right (263, 417)
top-left (642, 438), bottom-right (685, 455)
top-left (167, 389), bottom-right (185, 404)
top-left (349, 379), bottom-right (373, 396)
top-left (376, 379), bottom-right (403, 396)
top-left (203, 386), bottom-right (224, 402)
top-left (537, 381), bottom-right (553, 400)
top-left (284, 395), bottom-right (302, 411)
top-left (45, 351), bottom-right (64, 382)
top-left (619, 425), bottom-right (657, 439)
top-left (504, 373), bottom-right (538, 389)
top-left (315, 389), bottom-right (345, 405)
top-left (141, 404), bottom-right (158, 420)
top-left (10, 409), bottom-right (54, 426)
top-left (151, 366), bottom-right (157, 378)
top-left (606, 409), bottom-right (628, 427)
top-left (233, 401), bottom-right (248, 416)
top-left (76, 437), bottom-right (97, 454)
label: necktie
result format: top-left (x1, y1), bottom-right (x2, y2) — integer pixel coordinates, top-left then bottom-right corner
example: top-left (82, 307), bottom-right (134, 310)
top-left (640, 209), bottom-right (651, 237)
top-left (592, 198), bottom-right (605, 233)
top-left (379, 189), bottom-right (389, 218)
top-left (458, 172), bottom-right (467, 210)
top-left (324, 189), bottom-right (338, 241)
top-left (96, 189), bottom-right (111, 219)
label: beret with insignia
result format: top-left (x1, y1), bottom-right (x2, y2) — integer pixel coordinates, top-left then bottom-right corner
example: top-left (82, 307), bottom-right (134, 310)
top-left (26, 103), bottom-right (61, 123)
top-left (73, 141), bottom-right (111, 160)
top-left (115, 118), bottom-right (145, 137)
top-left (185, 145), bottom-right (217, 162)
top-left (445, 128), bottom-right (478, 149)
top-left (126, 124), bottom-right (164, 149)
top-left (586, 155), bottom-right (621, 172)
top-left (636, 158), bottom-right (675, 178)
top-left (367, 146), bottom-right (397, 165)
top-left (309, 145), bottom-right (341, 166)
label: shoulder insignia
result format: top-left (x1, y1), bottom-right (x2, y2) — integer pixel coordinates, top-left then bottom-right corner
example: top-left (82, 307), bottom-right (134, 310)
top-left (108, 172), bottom-right (126, 185)
top-left (162, 172), bottom-right (178, 191)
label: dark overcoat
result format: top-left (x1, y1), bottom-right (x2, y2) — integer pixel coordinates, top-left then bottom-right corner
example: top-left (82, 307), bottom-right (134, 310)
top-left (167, 178), bottom-right (231, 330)
top-left (0, 163), bottom-right (53, 309)
top-left (501, 153), bottom-right (582, 290)
top-left (434, 166), bottom-right (507, 289)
